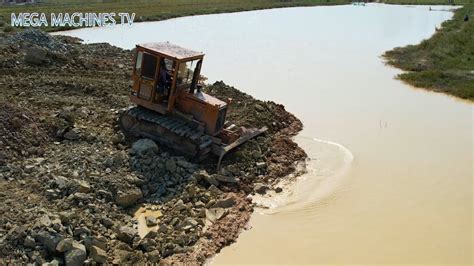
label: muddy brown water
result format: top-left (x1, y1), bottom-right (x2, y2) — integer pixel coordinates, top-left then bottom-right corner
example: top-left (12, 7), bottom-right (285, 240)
top-left (55, 4), bottom-right (472, 264)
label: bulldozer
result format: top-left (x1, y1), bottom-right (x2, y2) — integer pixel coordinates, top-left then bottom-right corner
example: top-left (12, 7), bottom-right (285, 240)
top-left (119, 42), bottom-right (267, 168)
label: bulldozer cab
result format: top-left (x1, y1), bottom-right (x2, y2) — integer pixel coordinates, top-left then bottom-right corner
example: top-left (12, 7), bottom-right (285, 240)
top-left (131, 42), bottom-right (204, 114)
top-left (130, 42), bottom-right (230, 136)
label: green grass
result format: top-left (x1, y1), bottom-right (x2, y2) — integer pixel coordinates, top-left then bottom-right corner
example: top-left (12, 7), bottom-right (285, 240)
top-left (384, 3), bottom-right (474, 100)
top-left (383, 0), bottom-right (470, 4)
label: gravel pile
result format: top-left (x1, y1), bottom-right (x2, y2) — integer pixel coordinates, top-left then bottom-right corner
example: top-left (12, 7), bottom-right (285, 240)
top-left (4, 29), bottom-right (70, 52)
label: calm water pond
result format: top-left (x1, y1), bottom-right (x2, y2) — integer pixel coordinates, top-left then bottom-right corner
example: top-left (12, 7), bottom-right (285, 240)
top-left (55, 3), bottom-right (472, 264)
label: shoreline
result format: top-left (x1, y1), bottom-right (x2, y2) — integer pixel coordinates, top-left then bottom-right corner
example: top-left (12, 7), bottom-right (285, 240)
top-left (383, 3), bottom-right (473, 101)
top-left (0, 30), bottom-right (307, 264)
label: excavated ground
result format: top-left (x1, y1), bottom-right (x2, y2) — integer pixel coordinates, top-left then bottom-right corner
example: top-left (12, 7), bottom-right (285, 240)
top-left (0, 30), bottom-right (306, 265)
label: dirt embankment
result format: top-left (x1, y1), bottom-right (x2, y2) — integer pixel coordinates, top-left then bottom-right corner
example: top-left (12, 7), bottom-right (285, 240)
top-left (0, 30), bottom-right (306, 265)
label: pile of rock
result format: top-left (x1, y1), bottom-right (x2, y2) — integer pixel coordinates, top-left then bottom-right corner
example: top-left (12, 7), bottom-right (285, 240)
top-left (0, 29), bottom-right (306, 265)
top-left (5, 29), bottom-right (70, 52)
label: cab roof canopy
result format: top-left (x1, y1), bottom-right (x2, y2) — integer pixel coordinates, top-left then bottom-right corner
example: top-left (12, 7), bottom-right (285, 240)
top-left (137, 42), bottom-right (204, 61)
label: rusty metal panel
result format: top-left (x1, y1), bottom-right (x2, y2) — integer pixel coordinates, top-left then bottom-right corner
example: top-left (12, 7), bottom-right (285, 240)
top-left (139, 83), bottom-right (153, 100)
top-left (138, 42), bottom-right (204, 60)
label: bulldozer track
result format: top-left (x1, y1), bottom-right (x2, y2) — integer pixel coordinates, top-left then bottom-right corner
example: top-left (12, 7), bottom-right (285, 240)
top-left (119, 106), bottom-right (214, 159)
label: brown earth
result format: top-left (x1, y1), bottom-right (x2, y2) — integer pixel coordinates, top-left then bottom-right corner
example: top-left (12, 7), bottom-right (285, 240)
top-left (0, 30), bottom-right (306, 265)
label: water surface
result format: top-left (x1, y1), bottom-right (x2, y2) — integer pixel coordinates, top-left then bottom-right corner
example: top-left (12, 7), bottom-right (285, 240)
top-left (55, 4), bottom-right (472, 264)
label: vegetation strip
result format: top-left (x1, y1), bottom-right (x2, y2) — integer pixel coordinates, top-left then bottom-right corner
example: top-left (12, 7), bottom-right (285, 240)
top-left (384, 2), bottom-right (473, 100)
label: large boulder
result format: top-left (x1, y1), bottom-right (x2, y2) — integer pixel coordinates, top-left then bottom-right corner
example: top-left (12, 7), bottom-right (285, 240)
top-left (254, 183), bottom-right (269, 194)
top-left (174, 199), bottom-right (186, 212)
top-left (23, 235), bottom-right (36, 248)
top-left (89, 245), bottom-right (108, 263)
top-left (64, 241), bottom-right (86, 266)
top-left (43, 258), bottom-right (63, 266)
top-left (115, 188), bottom-right (142, 207)
top-left (147, 250), bottom-right (161, 263)
top-left (205, 208), bottom-right (226, 223)
top-left (25, 46), bottom-right (48, 65)
top-left (145, 216), bottom-right (158, 227)
top-left (194, 170), bottom-right (219, 186)
top-left (178, 217), bottom-right (198, 230)
top-left (53, 176), bottom-right (69, 190)
top-left (59, 211), bottom-right (75, 224)
top-left (117, 226), bottom-right (137, 244)
top-left (130, 139), bottom-right (158, 155)
top-left (63, 128), bottom-right (80, 140)
top-left (165, 159), bottom-right (177, 173)
top-left (36, 214), bottom-right (52, 227)
top-left (71, 179), bottom-right (91, 193)
top-left (36, 230), bottom-right (62, 253)
top-left (212, 196), bottom-right (236, 209)
top-left (214, 174), bottom-right (238, 183)
top-left (56, 238), bottom-right (73, 252)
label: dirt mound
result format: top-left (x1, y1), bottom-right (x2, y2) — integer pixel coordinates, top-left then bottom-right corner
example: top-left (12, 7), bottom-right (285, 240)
top-left (5, 29), bottom-right (70, 52)
top-left (205, 81), bottom-right (302, 135)
top-left (0, 103), bottom-right (50, 164)
top-left (0, 30), bottom-right (306, 265)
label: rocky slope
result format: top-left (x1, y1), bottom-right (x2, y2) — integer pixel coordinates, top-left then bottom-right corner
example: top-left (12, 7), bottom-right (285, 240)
top-left (0, 30), bottom-right (306, 265)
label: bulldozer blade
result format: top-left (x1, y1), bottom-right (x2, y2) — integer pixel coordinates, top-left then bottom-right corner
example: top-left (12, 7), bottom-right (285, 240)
top-left (214, 126), bottom-right (268, 170)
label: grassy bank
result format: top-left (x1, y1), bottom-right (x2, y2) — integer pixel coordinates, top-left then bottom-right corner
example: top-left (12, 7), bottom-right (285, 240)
top-left (384, 0), bottom-right (469, 4)
top-left (384, 2), bottom-right (474, 100)
top-left (0, 0), bottom-right (350, 32)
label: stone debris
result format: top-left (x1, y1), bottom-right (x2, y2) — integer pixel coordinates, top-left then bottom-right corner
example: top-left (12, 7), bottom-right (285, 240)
top-left (89, 245), bottom-right (108, 263)
top-left (115, 188), bottom-right (143, 207)
top-left (206, 208), bottom-right (226, 223)
top-left (64, 241), bottom-right (86, 266)
top-left (214, 174), bottom-right (238, 183)
top-left (23, 235), bottom-right (36, 248)
top-left (147, 250), bottom-right (161, 263)
top-left (254, 183), bottom-right (269, 194)
top-left (145, 216), bottom-right (158, 227)
top-left (194, 170), bottom-right (219, 186)
top-left (179, 217), bottom-right (199, 230)
top-left (130, 138), bottom-right (158, 155)
top-left (36, 230), bottom-right (62, 253)
top-left (63, 128), bottom-right (80, 140)
top-left (0, 29), bottom-right (306, 265)
top-left (72, 179), bottom-right (91, 193)
top-left (117, 226), bottom-right (137, 244)
top-left (212, 196), bottom-right (236, 209)
top-left (56, 238), bottom-right (73, 253)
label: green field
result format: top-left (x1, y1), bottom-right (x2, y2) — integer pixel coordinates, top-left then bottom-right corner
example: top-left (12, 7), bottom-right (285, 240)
top-left (384, 3), bottom-right (473, 100)
top-left (384, 0), bottom-right (470, 4)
